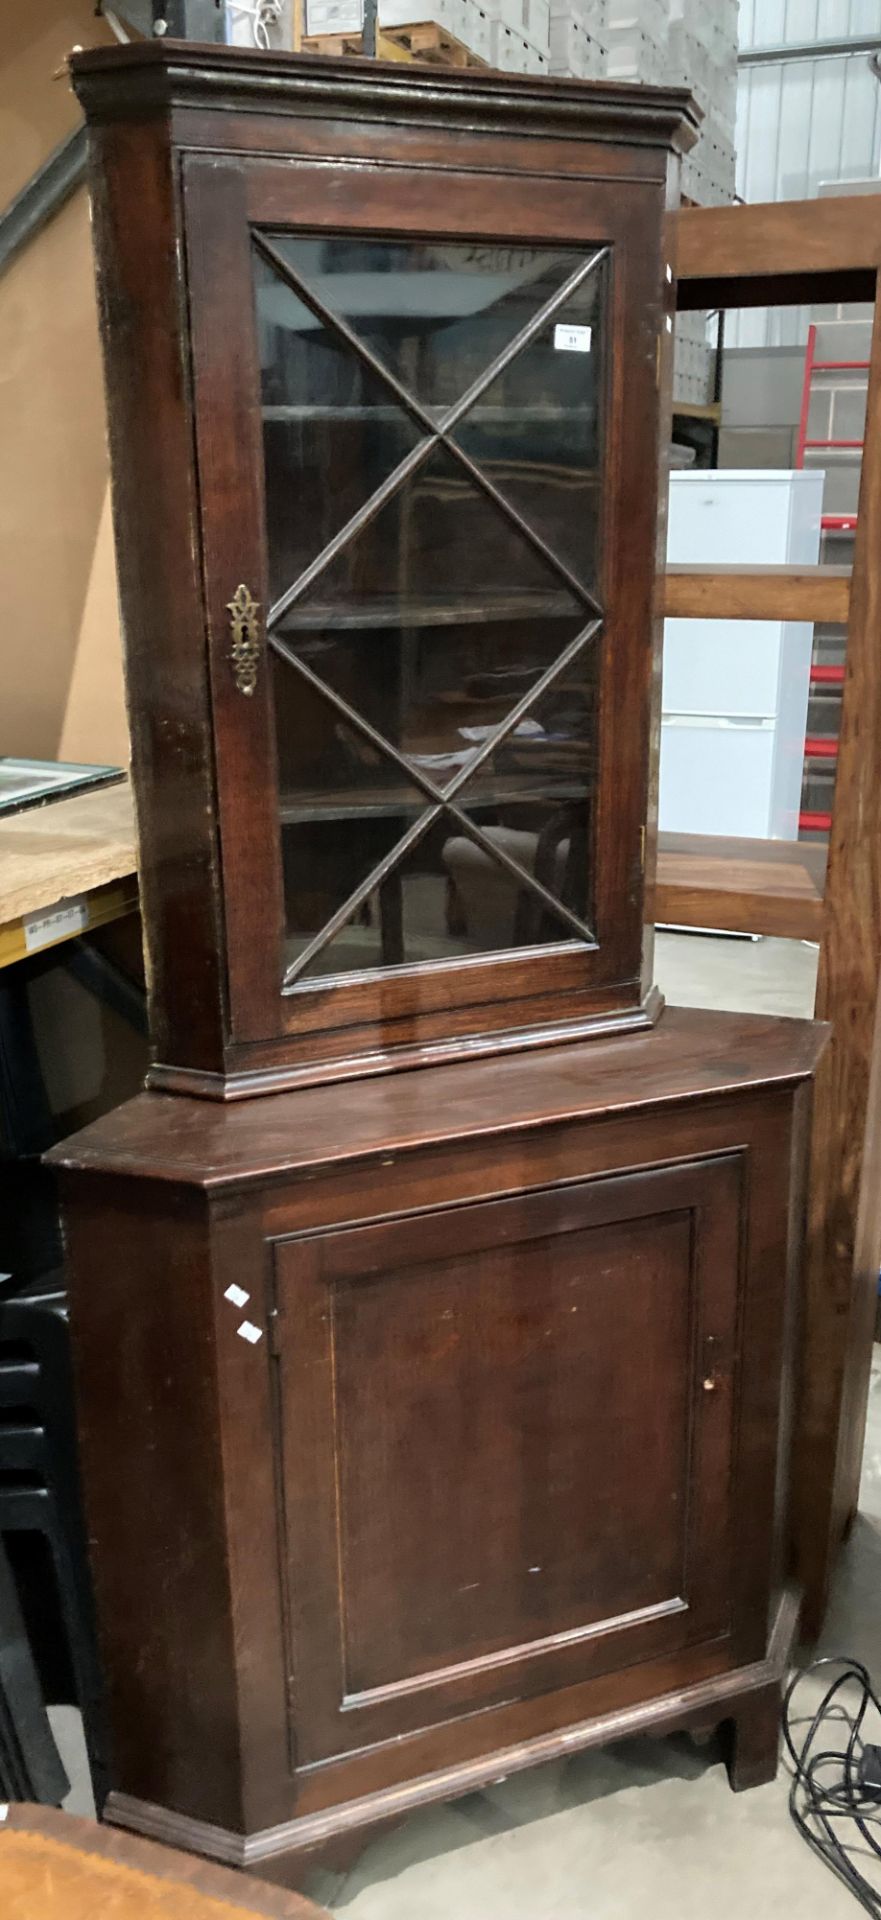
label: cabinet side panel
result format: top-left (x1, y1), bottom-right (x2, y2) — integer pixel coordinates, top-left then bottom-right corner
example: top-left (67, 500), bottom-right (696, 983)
top-left (86, 121), bottom-right (226, 1072)
top-left (60, 1172), bottom-right (243, 1827)
top-left (775, 1079), bottom-right (813, 1601)
top-left (730, 1092), bottom-right (804, 1659)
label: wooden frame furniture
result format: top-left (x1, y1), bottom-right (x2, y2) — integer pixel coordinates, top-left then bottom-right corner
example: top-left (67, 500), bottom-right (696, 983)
top-left (49, 44), bottom-right (825, 1888)
top-left (657, 192), bottom-right (881, 1636)
top-left (53, 1006), bottom-right (822, 1880)
top-left (75, 43), bottom-right (701, 1099)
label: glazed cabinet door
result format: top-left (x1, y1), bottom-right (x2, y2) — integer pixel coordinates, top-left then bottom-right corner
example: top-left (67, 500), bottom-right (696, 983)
top-left (271, 1153), bottom-right (743, 1765)
top-left (183, 150), bottom-right (667, 1075)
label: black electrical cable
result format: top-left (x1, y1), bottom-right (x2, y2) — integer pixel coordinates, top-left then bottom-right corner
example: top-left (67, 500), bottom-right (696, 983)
top-left (783, 1657), bottom-right (881, 1914)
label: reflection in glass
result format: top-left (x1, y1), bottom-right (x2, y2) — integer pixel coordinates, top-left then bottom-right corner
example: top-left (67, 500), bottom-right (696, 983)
top-left (295, 810), bottom-right (586, 982)
top-left (262, 234), bottom-right (588, 414)
top-left (274, 443), bottom-right (590, 792)
top-left (278, 652), bottom-right (597, 980)
top-left (452, 264), bottom-right (605, 591)
top-left (253, 231), bottom-right (607, 986)
top-left (272, 652), bottom-right (427, 821)
top-left (254, 251), bottom-right (425, 603)
top-left (272, 656), bottom-right (429, 973)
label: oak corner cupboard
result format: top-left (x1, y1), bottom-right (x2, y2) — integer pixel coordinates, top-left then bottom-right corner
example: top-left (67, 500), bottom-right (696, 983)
top-left (52, 39), bottom-right (828, 1894)
top-left (72, 37), bottom-right (699, 1098)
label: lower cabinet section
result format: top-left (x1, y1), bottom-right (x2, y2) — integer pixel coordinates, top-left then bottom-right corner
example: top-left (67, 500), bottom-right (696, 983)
top-left (274, 1159), bottom-right (741, 1762)
top-left (51, 1010), bottom-right (823, 1885)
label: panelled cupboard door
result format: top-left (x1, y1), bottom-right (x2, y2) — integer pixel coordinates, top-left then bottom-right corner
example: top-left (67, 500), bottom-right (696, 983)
top-left (271, 1155), bottom-right (743, 1765)
top-left (183, 154), bottom-right (666, 1066)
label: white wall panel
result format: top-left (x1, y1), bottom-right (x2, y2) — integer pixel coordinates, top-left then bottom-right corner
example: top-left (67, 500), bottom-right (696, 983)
top-left (741, 0), bottom-right (881, 47)
top-left (731, 43), bottom-right (881, 345)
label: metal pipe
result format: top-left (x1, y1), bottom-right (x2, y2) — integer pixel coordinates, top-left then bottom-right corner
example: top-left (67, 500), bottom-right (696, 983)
top-left (362, 0), bottom-right (378, 57)
top-left (739, 35), bottom-right (881, 68)
top-left (0, 127), bottom-right (87, 280)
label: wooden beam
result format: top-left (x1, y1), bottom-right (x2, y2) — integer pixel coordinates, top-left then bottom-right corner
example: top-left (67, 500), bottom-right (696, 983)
top-left (672, 195), bottom-right (881, 308)
top-left (795, 287), bottom-right (881, 1638)
top-left (663, 564), bottom-right (851, 623)
top-left (654, 833), bottom-right (825, 942)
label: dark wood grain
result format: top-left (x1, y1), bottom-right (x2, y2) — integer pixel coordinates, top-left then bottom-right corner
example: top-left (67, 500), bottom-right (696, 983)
top-left (72, 41), bottom-right (700, 153)
top-left (71, 43), bottom-right (691, 1094)
top-left (85, 119), bottom-right (227, 1076)
top-left (48, 1005), bottom-right (826, 1187)
top-left (671, 193), bottom-right (881, 1639)
top-left (795, 285), bottom-right (881, 1636)
top-left (274, 1158), bottom-right (741, 1760)
top-left (54, 1005), bottom-right (822, 1878)
top-left (56, 49), bottom-right (824, 1888)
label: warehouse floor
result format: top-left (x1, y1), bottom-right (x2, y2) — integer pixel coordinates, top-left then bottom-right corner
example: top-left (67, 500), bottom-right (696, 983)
top-left (55, 934), bottom-right (876, 1917)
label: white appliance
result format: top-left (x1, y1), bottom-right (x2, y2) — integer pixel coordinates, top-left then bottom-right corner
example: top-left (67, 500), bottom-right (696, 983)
top-left (659, 469), bottom-right (825, 839)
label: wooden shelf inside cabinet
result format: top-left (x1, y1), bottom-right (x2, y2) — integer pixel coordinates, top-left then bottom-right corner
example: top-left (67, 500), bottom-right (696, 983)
top-left (277, 591), bottom-right (588, 631)
top-left (263, 406), bottom-right (602, 424)
top-left (280, 775), bottom-right (589, 825)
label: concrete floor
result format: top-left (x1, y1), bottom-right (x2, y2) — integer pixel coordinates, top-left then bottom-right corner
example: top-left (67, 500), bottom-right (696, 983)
top-left (52, 935), bottom-right (880, 1917)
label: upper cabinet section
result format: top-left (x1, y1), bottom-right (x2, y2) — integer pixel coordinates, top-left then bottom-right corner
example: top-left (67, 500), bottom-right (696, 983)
top-left (72, 45), bottom-right (698, 1097)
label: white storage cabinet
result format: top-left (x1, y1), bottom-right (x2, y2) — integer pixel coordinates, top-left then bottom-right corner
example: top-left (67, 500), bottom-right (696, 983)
top-left (659, 469), bottom-right (824, 840)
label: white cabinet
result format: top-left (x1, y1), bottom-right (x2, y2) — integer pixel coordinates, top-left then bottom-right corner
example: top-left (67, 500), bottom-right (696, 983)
top-left (659, 470), bottom-right (824, 839)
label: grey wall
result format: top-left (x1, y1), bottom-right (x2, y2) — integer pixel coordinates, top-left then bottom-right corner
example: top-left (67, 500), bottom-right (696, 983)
top-left (717, 343), bottom-right (805, 467)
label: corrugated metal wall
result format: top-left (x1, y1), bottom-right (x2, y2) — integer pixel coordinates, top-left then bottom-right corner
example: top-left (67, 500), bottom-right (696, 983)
top-left (731, 4), bottom-right (881, 344)
top-left (740, 1), bottom-right (881, 50)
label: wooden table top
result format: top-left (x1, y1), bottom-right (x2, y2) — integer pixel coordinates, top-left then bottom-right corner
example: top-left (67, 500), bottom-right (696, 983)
top-left (0, 780), bottom-right (137, 929)
top-left (0, 1805), bottom-right (330, 1920)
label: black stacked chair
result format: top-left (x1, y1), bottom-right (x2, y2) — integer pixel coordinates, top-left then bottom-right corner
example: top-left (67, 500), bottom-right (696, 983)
top-left (0, 966), bottom-right (116, 1810)
top-left (0, 1273), bottom-right (108, 1810)
top-left (0, 1528), bottom-right (69, 1804)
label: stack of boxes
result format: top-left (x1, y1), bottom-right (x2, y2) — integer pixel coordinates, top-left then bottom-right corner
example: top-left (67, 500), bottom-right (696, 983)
top-left (295, 0), bottom-right (738, 411)
top-left (604, 0), bottom-right (666, 82)
top-left (661, 0), bottom-right (737, 407)
top-left (548, 0), bottom-right (606, 80)
top-left (483, 0), bottom-right (552, 77)
top-left (664, 0), bottom-right (738, 208)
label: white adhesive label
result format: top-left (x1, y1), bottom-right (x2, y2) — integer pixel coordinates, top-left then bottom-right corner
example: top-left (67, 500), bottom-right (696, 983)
top-left (24, 897), bottom-right (88, 953)
top-left (554, 323), bottom-right (592, 354)
top-left (237, 1321), bottom-right (263, 1345)
top-left (224, 1283), bottom-right (250, 1309)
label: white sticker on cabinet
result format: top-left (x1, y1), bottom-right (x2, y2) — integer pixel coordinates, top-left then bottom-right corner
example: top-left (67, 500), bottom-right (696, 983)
top-left (237, 1321), bottom-right (263, 1345)
top-left (553, 324), bottom-right (592, 354)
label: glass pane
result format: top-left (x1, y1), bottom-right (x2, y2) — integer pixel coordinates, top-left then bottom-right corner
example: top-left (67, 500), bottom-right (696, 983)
top-left (263, 232), bottom-right (594, 414)
top-left (457, 661), bottom-right (598, 805)
top-left (254, 250), bottom-right (426, 603)
top-left (273, 652), bottom-right (426, 819)
top-left (273, 443), bottom-right (591, 784)
top-left (296, 811), bottom-right (585, 983)
top-left (281, 809), bottom-right (430, 976)
top-left (272, 658), bottom-right (431, 973)
top-left (453, 799), bottom-right (591, 943)
top-left (451, 263), bottom-right (606, 591)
